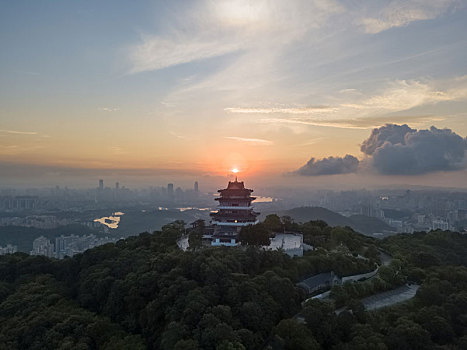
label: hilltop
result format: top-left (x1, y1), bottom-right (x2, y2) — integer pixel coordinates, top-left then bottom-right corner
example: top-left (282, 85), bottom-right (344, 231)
top-left (268, 206), bottom-right (392, 235)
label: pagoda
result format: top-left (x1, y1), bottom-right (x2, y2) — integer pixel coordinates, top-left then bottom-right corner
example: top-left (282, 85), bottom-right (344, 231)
top-left (209, 177), bottom-right (259, 246)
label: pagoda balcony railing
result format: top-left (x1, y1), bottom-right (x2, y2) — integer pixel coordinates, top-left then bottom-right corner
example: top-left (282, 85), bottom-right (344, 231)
top-left (210, 212), bottom-right (257, 218)
top-left (212, 217), bottom-right (258, 222)
top-left (216, 196), bottom-right (256, 200)
top-left (212, 220), bottom-right (259, 226)
top-left (217, 206), bottom-right (253, 210)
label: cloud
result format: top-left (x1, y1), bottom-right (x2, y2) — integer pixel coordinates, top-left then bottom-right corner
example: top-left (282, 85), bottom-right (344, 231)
top-left (129, 35), bottom-right (243, 74)
top-left (98, 107), bottom-right (120, 112)
top-left (0, 129), bottom-right (38, 135)
top-left (225, 106), bottom-right (336, 114)
top-left (230, 77), bottom-right (467, 133)
top-left (295, 154), bottom-right (359, 176)
top-left (127, 0), bottom-right (343, 74)
top-left (109, 146), bottom-right (129, 155)
top-left (361, 124), bottom-right (415, 155)
top-left (359, 0), bottom-right (457, 34)
top-left (256, 114), bottom-right (445, 130)
top-left (225, 136), bottom-right (273, 145)
top-left (258, 117), bottom-right (371, 130)
top-left (362, 124), bottom-right (467, 174)
top-left (293, 124), bottom-right (467, 177)
top-left (346, 79), bottom-right (462, 111)
top-left (339, 88), bottom-right (360, 94)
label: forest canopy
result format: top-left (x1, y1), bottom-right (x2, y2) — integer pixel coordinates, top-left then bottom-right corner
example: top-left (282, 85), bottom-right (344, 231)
top-left (1, 218), bottom-right (467, 349)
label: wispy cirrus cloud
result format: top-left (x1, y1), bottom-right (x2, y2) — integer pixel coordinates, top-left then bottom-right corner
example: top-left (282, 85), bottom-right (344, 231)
top-left (128, 35), bottom-right (243, 74)
top-left (109, 146), bottom-right (129, 155)
top-left (225, 106), bottom-right (336, 114)
top-left (343, 79), bottom-right (466, 111)
top-left (259, 115), bottom-right (446, 130)
top-left (358, 0), bottom-right (458, 34)
top-left (98, 107), bottom-right (120, 112)
top-left (225, 136), bottom-right (273, 145)
top-left (257, 118), bottom-right (372, 130)
top-left (126, 0), bottom-right (343, 74)
top-left (227, 77), bottom-right (467, 130)
top-left (0, 129), bottom-right (38, 135)
top-left (0, 143), bottom-right (46, 155)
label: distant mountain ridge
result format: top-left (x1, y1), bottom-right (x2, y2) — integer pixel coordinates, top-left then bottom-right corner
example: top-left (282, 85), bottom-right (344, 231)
top-left (264, 206), bottom-right (393, 235)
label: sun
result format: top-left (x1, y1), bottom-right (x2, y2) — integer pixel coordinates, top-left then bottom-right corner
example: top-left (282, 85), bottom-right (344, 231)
top-left (232, 168), bottom-right (239, 173)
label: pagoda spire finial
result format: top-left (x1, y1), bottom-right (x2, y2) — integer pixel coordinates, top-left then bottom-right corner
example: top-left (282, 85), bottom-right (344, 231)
top-left (235, 175), bottom-right (238, 182)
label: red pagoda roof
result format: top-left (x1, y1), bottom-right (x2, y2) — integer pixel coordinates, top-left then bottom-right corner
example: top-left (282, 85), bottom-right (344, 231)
top-left (227, 178), bottom-right (245, 190)
top-left (218, 178), bottom-right (253, 194)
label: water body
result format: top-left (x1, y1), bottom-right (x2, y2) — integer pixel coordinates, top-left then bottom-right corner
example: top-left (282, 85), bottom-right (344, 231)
top-left (177, 207), bottom-right (210, 212)
top-left (255, 196), bottom-right (274, 203)
top-left (94, 212), bottom-right (125, 229)
top-left (157, 207), bottom-right (211, 212)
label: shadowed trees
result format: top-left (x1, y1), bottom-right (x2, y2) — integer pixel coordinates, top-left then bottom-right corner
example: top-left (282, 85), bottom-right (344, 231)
top-left (238, 224), bottom-right (270, 246)
top-left (1, 220), bottom-right (467, 349)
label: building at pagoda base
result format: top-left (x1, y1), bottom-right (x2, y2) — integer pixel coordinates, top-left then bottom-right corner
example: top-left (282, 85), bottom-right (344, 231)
top-left (209, 178), bottom-right (259, 246)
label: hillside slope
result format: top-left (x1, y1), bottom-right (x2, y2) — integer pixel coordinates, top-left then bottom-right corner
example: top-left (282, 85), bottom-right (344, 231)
top-left (270, 207), bottom-right (392, 235)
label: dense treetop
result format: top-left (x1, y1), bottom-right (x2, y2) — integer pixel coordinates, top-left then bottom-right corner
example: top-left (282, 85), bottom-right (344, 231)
top-left (1, 216), bottom-right (467, 349)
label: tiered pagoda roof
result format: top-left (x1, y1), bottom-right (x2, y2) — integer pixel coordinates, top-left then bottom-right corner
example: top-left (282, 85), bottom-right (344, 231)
top-left (215, 178), bottom-right (255, 200)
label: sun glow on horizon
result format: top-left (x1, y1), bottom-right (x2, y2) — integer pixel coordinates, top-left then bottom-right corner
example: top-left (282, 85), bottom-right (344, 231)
top-left (232, 168), bottom-right (239, 173)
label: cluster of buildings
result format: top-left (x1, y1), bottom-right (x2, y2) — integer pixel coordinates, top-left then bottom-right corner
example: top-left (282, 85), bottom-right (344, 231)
top-left (320, 190), bottom-right (467, 233)
top-left (30, 234), bottom-right (119, 259)
top-left (363, 191), bottom-right (467, 233)
top-left (0, 215), bottom-right (74, 229)
top-left (269, 187), bottom-right (467, 233)
top-left (0, 195), bottom-right (40, 211)
top-left (96, 179), bottom-right (201, 204)
top-left (0, 179), bottom-right (208, 213)
top-left (0, 244), bottom-right (17, 255)
top-left (377, 209), bottom-right (462, 233)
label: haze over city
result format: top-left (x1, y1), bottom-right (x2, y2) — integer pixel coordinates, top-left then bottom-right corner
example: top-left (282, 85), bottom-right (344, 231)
top-left (1, 0), bottom-right (466, 188)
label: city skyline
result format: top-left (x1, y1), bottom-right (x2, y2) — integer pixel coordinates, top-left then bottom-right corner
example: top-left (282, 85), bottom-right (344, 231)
top-left (1, 1), bottom-right (467, 188)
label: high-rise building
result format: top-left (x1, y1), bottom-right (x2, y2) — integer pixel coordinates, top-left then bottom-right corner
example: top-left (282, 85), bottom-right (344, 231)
top-left (31, 236), bottom-right (55, 258)
top-left (432, 219), bottom-right (449, 231)
top-left (0, 244), bottom-right (17, 255)
top-left (167, 183), bottom-right (174, 198)
top-left (115, 182), bottom-right (119, 190)
top-left (210, 178), bottom-right (259, 246)
top-left (194, 181), bottom-right (199, 192)
top-left (99, 179), bottom-right (104, 191)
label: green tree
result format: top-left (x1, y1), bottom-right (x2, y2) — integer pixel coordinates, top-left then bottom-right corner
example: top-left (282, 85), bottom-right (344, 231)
top-left (263, 215), bottom-right (283, 233)
top-left (385, 317), bottom-right (433, 350)
top-left (273, 319), bottom-right (319, 350)
top-left (174, 339), bottom-right (199, 350)
top-left (238, 224), bottom-right (270, 246)
top-left (302, 299), bottom-right (337, 347)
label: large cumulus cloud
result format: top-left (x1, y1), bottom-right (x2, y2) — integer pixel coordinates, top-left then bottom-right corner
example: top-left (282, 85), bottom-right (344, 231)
top-left (296, 155), bottom-right (359, 176)
top-left (295, 124), bottom-right (467, 176)
top-left (363, 125), bottom-right (467, 175)
top-left (361, 124), bottom-right (415, 155)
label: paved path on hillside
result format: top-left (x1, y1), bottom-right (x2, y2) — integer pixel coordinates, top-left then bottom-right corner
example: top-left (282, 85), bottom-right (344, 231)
top-left (362, 284), bottom-right (419, 311)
